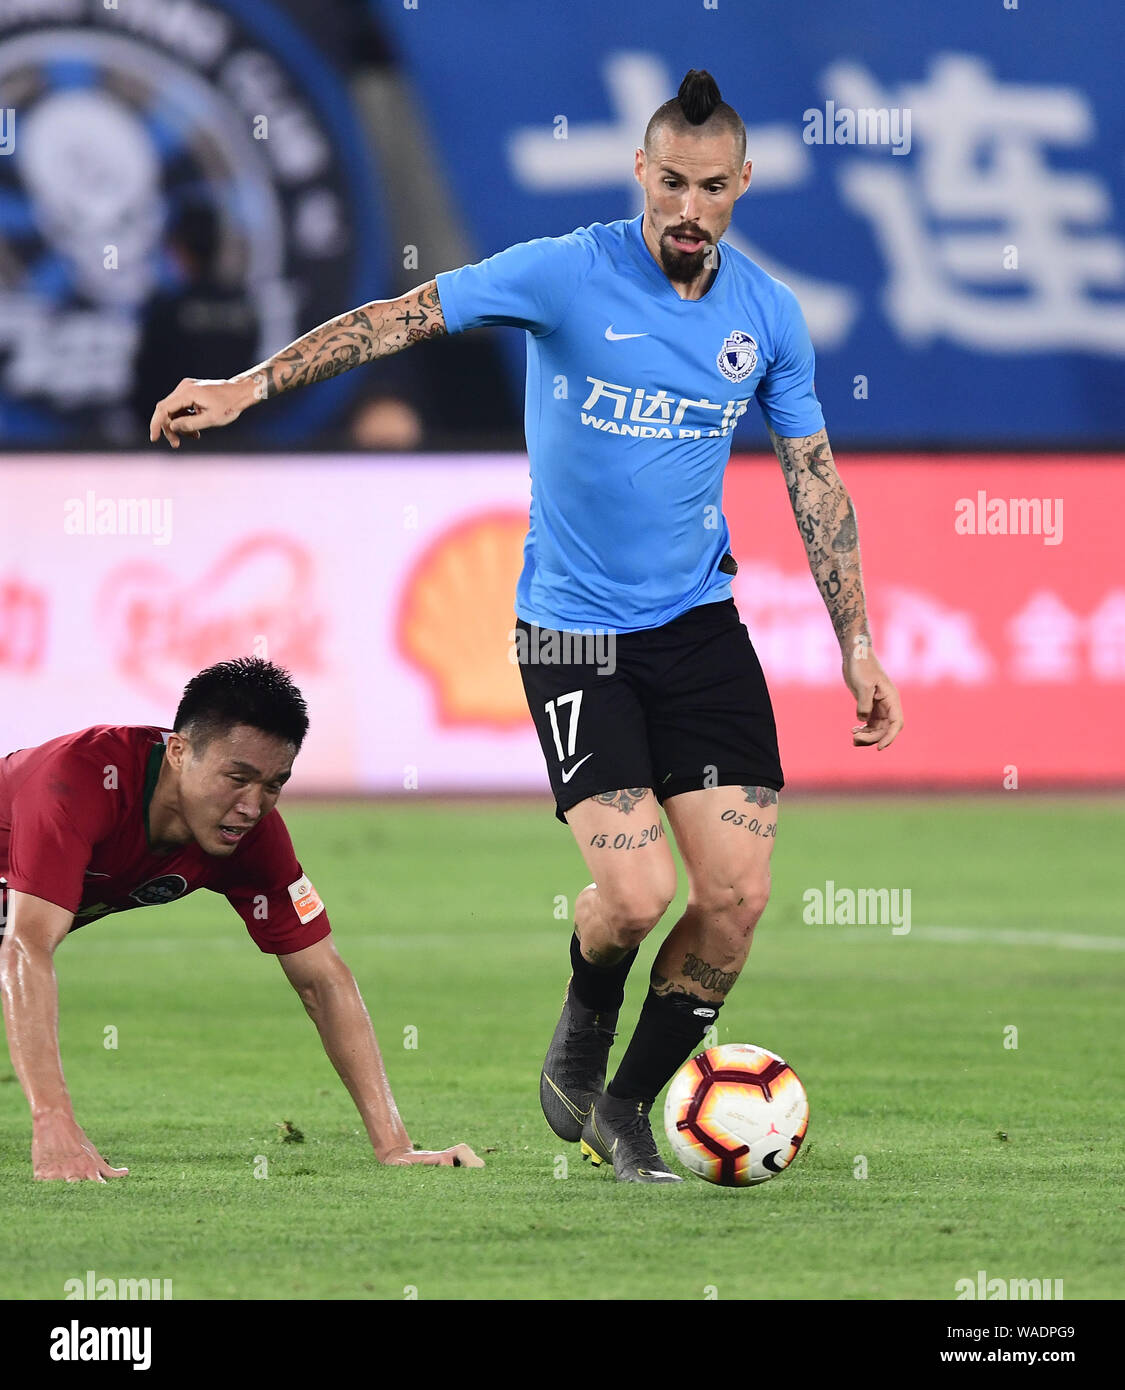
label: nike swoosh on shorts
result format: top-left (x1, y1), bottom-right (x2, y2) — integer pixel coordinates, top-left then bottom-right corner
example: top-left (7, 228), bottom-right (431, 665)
top-left (560, 753), bottom-right (594, 783)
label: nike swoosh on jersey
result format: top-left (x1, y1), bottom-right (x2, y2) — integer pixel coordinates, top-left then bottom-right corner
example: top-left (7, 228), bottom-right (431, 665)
top-left (560, 753), bottom-right (594, 783)
top-left (604, 326), bottom-right (648, 341)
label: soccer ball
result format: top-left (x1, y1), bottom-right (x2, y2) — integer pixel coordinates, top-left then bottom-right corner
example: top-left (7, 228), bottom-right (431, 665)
top-left (663, 1043), bottom-right (809, 1186)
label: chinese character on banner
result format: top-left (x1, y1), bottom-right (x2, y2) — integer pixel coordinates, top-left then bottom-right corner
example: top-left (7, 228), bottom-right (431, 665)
top-left (1007, 592), bottom-right (1082, 682)
top-left (834, 54), bottom-right (1125, 353)
top-left (1087, 591), bottom-right (1125, 681)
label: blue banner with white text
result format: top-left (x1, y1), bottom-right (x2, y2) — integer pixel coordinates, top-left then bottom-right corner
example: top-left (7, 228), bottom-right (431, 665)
top-left (374, 0), bottom-right (1125, 445)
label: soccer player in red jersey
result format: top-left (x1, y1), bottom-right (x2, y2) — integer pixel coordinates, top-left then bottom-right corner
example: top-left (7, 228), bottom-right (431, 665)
top-left (0, 657), bottom-right (482, 1182)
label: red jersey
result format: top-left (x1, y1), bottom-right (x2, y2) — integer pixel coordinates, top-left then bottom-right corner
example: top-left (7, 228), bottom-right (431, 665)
top-left (0, 725), bottom-right (331, 955)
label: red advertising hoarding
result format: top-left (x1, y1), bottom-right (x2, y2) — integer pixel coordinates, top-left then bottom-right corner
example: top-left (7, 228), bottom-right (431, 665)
top-left (725, 456), bottom-right (1117, 787)
top-left (0, 454), bottom-right (1118, 792)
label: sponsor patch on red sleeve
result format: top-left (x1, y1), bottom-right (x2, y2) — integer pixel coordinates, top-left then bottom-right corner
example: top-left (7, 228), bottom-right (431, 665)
top-left (287, 874), bottom-right (324, 925)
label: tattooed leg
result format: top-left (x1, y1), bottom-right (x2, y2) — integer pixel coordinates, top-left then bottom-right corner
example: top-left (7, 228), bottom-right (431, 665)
top-left (643, 784), bottom-right (779, 1000)
top-left (563, 789), bottom-right (676, 965)
top-left (598, 784), bottom-right (778, 1104)
top-left (653, 952), bottom-right (740, 998)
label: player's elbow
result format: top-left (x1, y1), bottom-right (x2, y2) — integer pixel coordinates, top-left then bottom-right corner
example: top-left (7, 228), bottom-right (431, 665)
top-left (286, 970), bottom-right (325, 1019)
top-left (288, 957), bottom-right (353, 1021)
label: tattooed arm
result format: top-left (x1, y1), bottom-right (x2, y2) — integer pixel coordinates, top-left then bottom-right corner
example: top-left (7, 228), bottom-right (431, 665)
top-left (767, 424), bottom-right (904, 749)
top-left (149, 280), bottom-right (446, 448)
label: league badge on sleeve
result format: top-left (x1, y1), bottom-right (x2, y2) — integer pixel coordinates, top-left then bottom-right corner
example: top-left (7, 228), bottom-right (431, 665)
top-left (288, 874), bottom-right (325, 925)
top-left (717, 330), bottom-right (758, 383)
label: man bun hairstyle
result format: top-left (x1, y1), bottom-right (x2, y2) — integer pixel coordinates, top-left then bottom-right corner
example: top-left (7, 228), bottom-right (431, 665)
top-left (644, 68), bottom-right (747, 163)
top-left (677, 68), bottom-right (722, 124)
top-left (174, 656), bottom-right (310, 754)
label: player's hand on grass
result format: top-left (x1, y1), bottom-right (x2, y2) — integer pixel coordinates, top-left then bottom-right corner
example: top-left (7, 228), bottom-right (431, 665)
top-left (149, 376), bottom-right (255, 448)
top-left (843, 643), bottom-right (904, 751)
top-left (380, 1142), bottom-right (485, 1169)
top-left (32, 1115), bottom-right (128, 1183)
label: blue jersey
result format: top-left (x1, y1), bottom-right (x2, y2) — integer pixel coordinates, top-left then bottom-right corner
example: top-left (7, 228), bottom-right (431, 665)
top-left (435, 215), bottom-right (825, 633)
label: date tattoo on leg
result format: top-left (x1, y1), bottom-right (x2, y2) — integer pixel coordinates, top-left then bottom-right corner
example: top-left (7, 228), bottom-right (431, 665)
top-left (720, 788), bottom-right (778, 838)
top-left (588, 822), bottom-right (663, 851)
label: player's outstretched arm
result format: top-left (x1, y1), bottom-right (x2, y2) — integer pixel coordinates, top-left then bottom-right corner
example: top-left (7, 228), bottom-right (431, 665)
top-left (277, 935), bottom-right (483, 1169)
top-left (0, 892), bottom-right (130, 1182)
top-left (767, 424), bottom-right (904, 750)
top-left (148, 279), bottom-right (447, 448)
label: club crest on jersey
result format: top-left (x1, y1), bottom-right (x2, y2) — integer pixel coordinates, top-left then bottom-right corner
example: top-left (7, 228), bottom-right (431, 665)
top-left (129, 874), bottom-right (188, 907)
top-left (717, 330), bottom-right (758, 383)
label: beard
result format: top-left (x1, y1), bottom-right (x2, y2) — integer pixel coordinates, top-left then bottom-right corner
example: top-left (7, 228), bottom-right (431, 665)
top-left (658, 227), bottom-right (712, 284)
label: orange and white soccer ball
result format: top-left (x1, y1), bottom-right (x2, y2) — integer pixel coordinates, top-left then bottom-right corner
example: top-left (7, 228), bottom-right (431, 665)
top-left (663, 1043), bottom-right (809, 1186)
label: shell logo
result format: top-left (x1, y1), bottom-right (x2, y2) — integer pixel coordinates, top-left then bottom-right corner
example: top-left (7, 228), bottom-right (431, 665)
top-left (396, 510), bottom-right (531, 729)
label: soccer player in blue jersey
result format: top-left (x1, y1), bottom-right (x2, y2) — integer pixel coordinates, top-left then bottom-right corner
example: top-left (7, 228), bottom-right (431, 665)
top-left (151, 69), bottom-right (904, 1183)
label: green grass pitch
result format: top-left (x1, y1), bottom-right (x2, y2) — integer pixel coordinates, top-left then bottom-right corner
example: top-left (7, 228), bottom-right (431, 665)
top-left (1, 796), bottom-right (1121, 1301)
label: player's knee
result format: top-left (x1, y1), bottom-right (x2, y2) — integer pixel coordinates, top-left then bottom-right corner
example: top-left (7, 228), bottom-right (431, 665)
top-left (698, 875), bottom-right (771, 935)
top-left (601, 881), bottom-right (675, 949)
top-left (731, 876), bottom-right (770, 933)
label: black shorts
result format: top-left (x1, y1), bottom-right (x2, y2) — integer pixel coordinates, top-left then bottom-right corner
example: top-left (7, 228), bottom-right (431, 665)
top-left (517, 599), bottom-right (784, 823)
